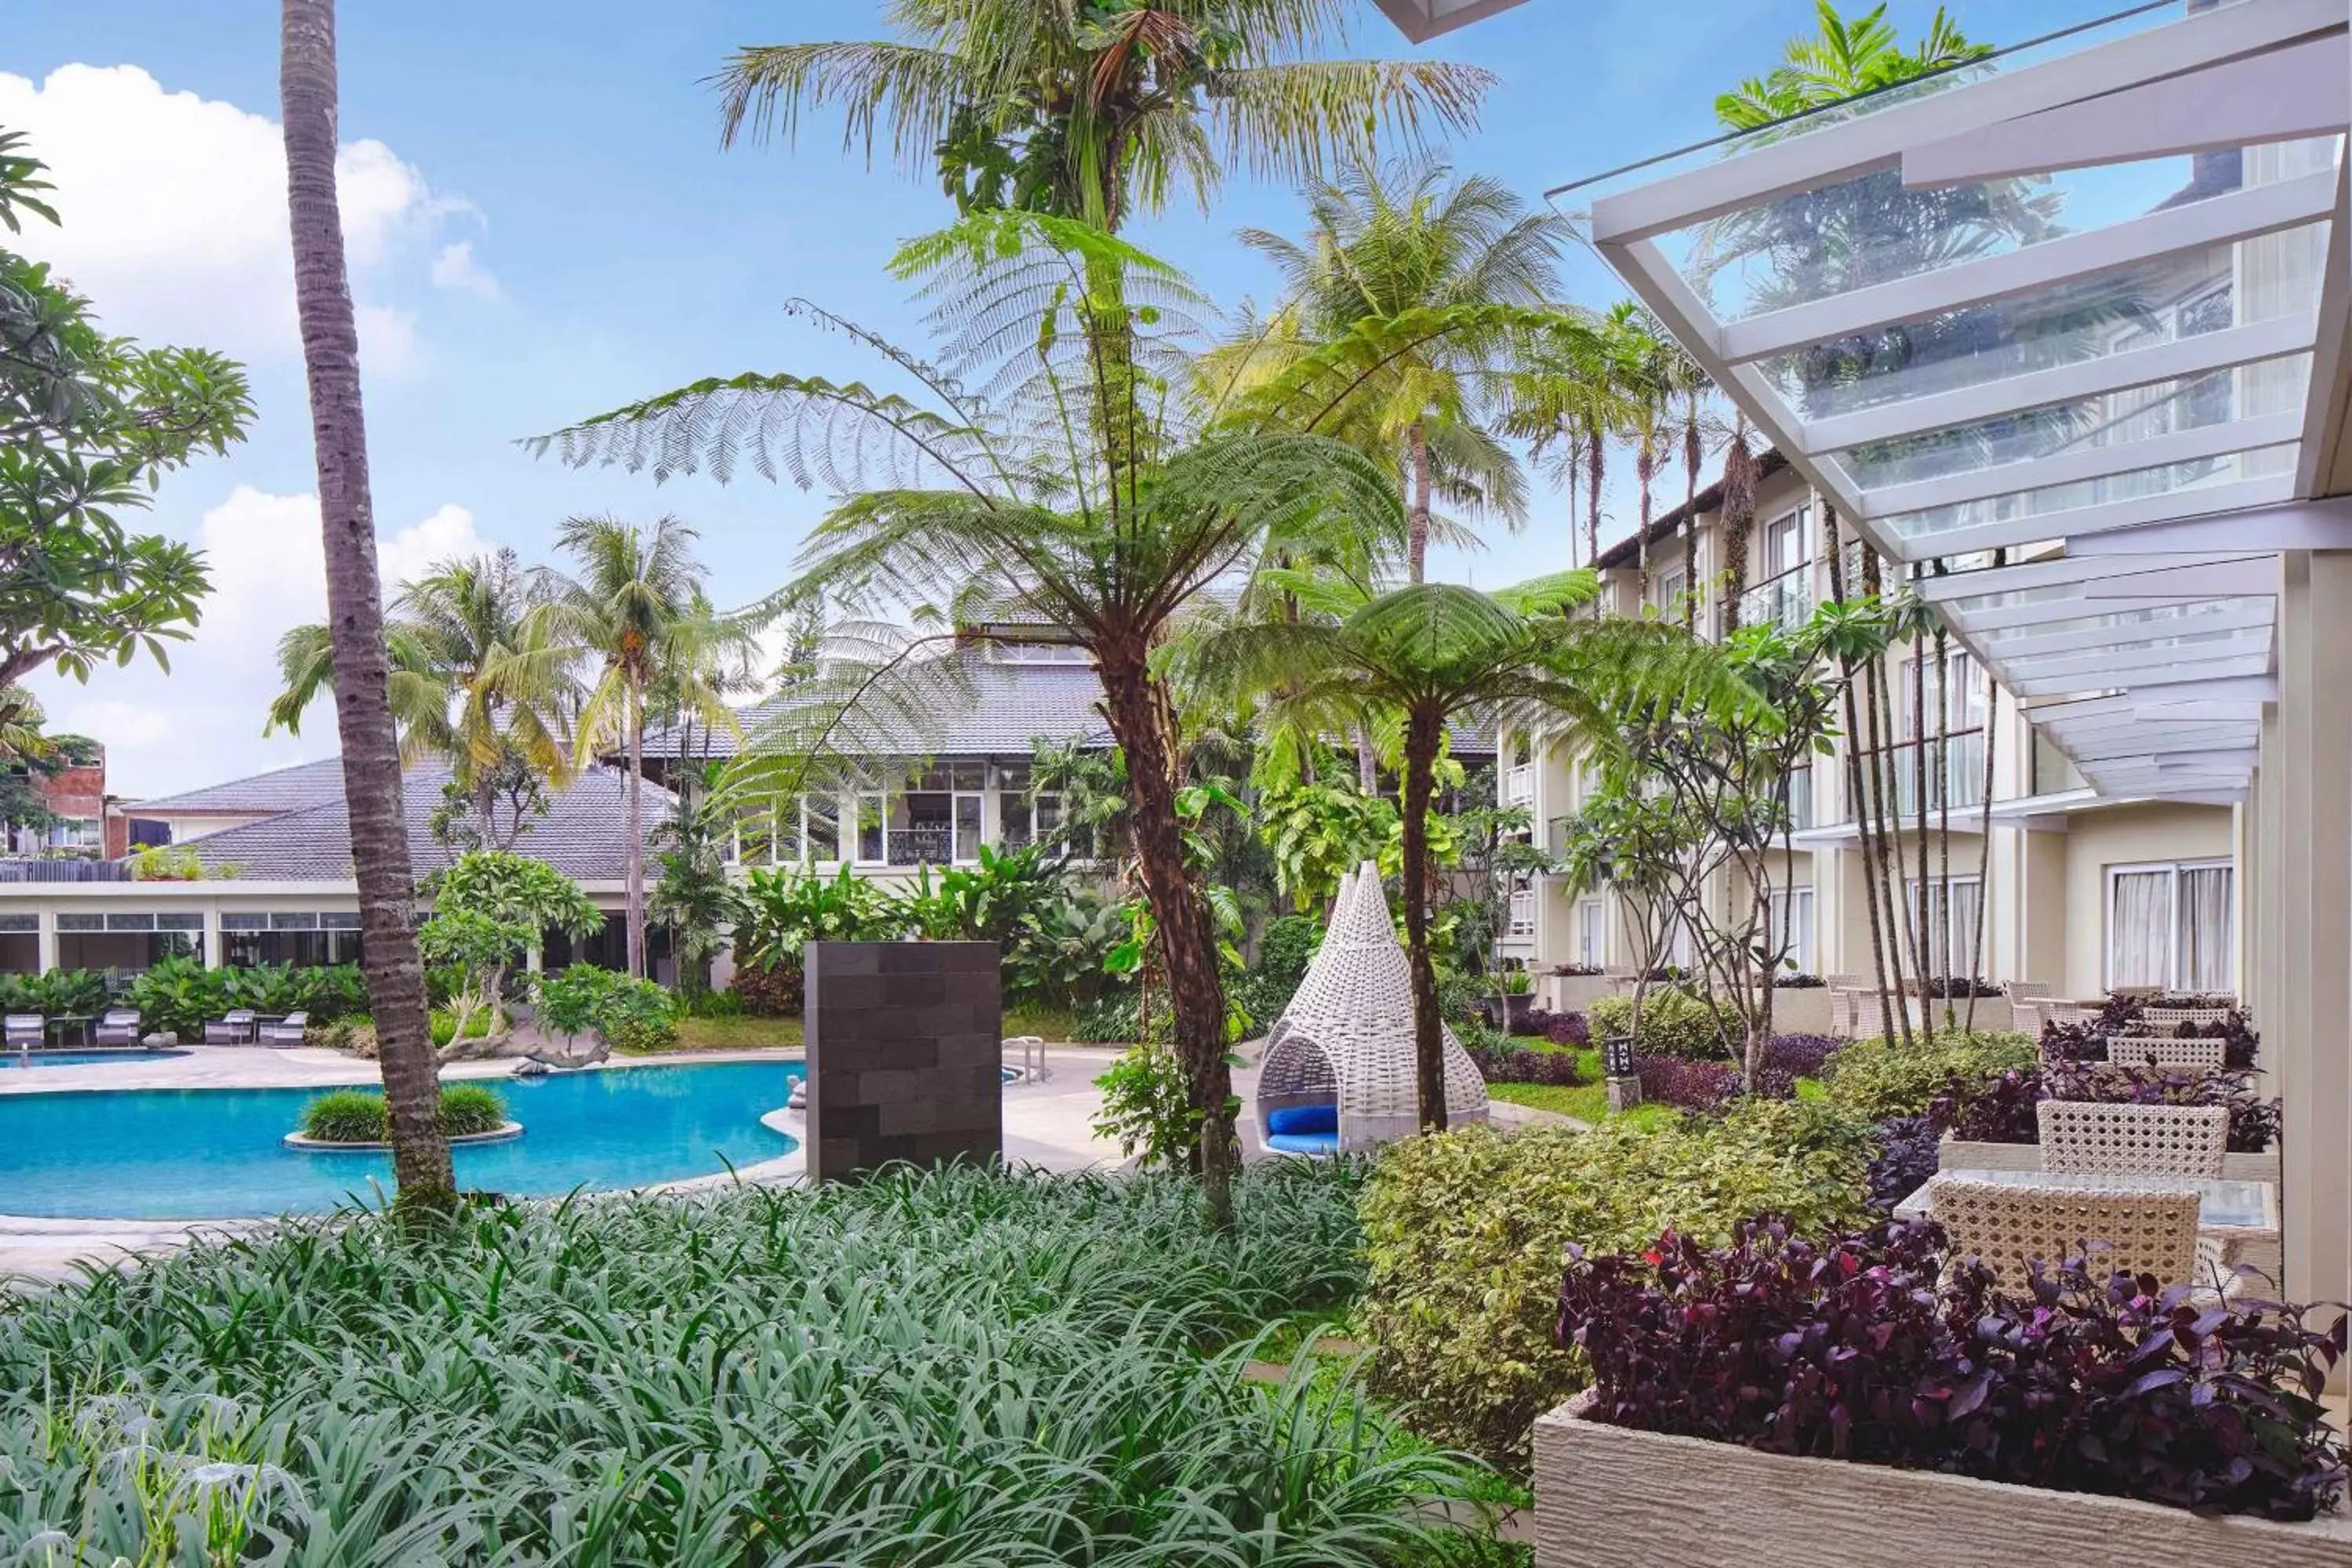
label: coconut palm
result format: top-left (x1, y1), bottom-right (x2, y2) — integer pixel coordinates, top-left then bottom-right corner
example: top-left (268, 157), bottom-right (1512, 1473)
top-left (1225, 154), bottom-right (1563, 580)
top-left (716, 0), bottom-right (1495, 231)
top-left (1501, 312), bottom-right (1646, 574)
top-left (279, 0), bottom-right (450, 1207)
top-left (529, 212), bottom-right (1563, 1215)
top-left (533, 516), bottom-right (744, 980)
top-left (1183, 569), bottom-right (1741, 1131)
top-left (1716, 1), bottom-right (1986, 129)
top-left (267, 550), bottom-right (576, 848)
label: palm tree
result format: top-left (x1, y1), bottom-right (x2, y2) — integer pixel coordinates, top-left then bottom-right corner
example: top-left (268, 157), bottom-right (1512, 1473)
top-left (1227, 154), bottom-right (1563, 580)
top-left (1715, 2), bottom-right (1986, 128)
top-left (1501, 317), bottom-right (1643, 575)
top-left (530, 213), bottom-right (1548, 1216)
top-left (534, 515), bottom-right (735, 980)
top-left (715, 0), bottom-right (1495, 232)
top-left (1185, 570), bottom-right (1733, 1131)
top-left (267, 550), bottom-right (576, 848)
top-left (279, 0), bottom-right (451, 1208)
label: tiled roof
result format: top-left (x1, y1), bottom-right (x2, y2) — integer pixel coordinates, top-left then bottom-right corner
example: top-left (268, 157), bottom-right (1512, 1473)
top-left (126, 757), bottom-right (350, 817)
top-left (1592, 448), bottom-right (1791, 572)
top-left (642, 652), bottom-right (1497, 762)
top-left (186, 762), bottom-right (672, 884)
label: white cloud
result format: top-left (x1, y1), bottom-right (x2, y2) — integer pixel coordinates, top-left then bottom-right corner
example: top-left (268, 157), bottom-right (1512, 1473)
top-left (430, 239), bottom-right (503, 301)
top-left (0, 63), bottom-right (468, 364)
top-left (31, 487), bottom-right (497, 798)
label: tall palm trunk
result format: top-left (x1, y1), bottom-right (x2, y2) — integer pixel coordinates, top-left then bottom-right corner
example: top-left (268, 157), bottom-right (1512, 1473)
top-left (1635, 441), bottom-right (1656, 602)
top-left (1097, 644), bottom-right (1235, 1223)
top-left (1406, 421), bottom-right (1432, 583)
top-left (1679, 404), bottom-right (1700, 630)
top-left (1826, 517), bottom-right (1894, 1040)
top-left (626, 672), bottom-right (646, 978)
top-left (1401, 706), bottom-right (1447, 1131)
top-left (280, 0), bottom-right (451, 1207)
top-left (1560, 415), bottom-right (1581, 568)
top-left (1582, 416), bottom-right (1604, 575)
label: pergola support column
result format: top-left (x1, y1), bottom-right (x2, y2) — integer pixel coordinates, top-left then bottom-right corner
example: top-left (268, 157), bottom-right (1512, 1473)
top-left (2268, 550), bottom-right (2352, 1312)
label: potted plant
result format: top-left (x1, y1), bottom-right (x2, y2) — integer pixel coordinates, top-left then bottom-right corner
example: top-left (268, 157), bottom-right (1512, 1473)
top-left (1534, 1218), bottom-right (2351, 1566)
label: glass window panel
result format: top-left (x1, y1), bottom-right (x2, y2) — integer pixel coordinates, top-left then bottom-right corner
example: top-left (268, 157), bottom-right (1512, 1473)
top-left (1001, 793), bottom-right (1033, 848)
top-left (806, 796), bottom-right (840, 862)
top-left (1668, 147), bottom-right (2335, 324)
top-left (2108, 869), bottom-right (2172, 989)
top-left (1751, 223), bottom-right (2327, 420)
top-left (155, 913), bottom-right (204, 932)
top-left (955, 794), bottom-right (983, 862)
top-left (1830, 353), bottom-right (2312, 493)
top-left (0, 914), bottom-right (34, 934)
top-left (106, 913), bottom-right (155, 932)
top-left (2178, 865), bottom-right (2234, 993)
top-left (270, 912), bottom-right (318, 930)
top-left (221, 913), bottom-right (270, 931)
top-left (319, 913), bottom-right (362, 931)
top-left (855, 792), bottom-right (885, 862)
top-left (1880, 443), bottom-right (2297, 543)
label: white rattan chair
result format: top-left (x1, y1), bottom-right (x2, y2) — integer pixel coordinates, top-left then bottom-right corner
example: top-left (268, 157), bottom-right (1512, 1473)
top-left (1929, 1174), bottom-right (2204, 1289)
top-left (2037, 1100), bottom-right (2228, 1179)
top-left (2137, 1005), bottom-right (2235, 1031)
top-left (2002, 981), bottom-right (2053, 1001)
top-left (2044, 1001), bottom-right (2100, 1028)
top-left (2009, 999), bottom-right (2049, 1036)
top-left (1255, 862), bottom-right (1487, 1152)
top-left (2108, 1035), bottom-right (2228, 1073)
top-left (1845, 989), bottom-right (1893, 1042)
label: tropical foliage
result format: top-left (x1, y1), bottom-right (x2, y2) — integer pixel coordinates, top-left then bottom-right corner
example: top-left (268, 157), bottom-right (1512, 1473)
top-left (298, 1083), bottom-right (506, 1143)
top-left (533, 963), bottom-right (680, 1052)
top-left (416, 851), bottom-right (603, 1054)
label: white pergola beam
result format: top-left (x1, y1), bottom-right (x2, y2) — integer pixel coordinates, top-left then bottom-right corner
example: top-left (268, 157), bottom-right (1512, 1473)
top-left (2132, 700), bottom-right (2268, 721)
top-left (1998, 632), bottom-right (2274, 684)
top-left (1858, 415), bottom-right (2303, 521)
top-left (1719, 168), bottom-right (2337, 365)
top-left (1900, 34), bottom-right (2350, 187)
top-left (1882, 476), bottom-right (2302, 561)
top-left (1978, 603), bottom-right (2274, 659)
top-left (2011, 653), bottom-right (2273, 698)
top-left (2082, 556), bottom-right (2284, 599)
top-left (1923, 551), bottom-right (2270, 603)
top-left (2067, 494), bottom-right (2352, 554)
top-left (2294, 155), bottom-right (2352, 496)
top-left (1947, 593), bottom-right (2266, 633)
top-left (1802, 313), bottom-right (2319, 452)
top-left (1583, 0), bottom-right (2347, 243)
top-left (2120, 673), bottom-right (2281, 704)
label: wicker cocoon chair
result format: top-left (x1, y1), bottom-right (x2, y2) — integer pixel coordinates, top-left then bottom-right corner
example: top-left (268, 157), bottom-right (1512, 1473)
top-left (2038, 1100), bottom-right (2228, 1178)
top-left (1929, 1175), bottom-right (2201, 1288)
top-left (1254, 861), bottom-right (1487, 1152)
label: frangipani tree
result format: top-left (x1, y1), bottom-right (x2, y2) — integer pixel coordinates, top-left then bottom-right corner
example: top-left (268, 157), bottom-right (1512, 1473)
top-left (532, 212), bottom-right (1565, 1214)
top-left (1183, 569), bottom-right (1745, 1131)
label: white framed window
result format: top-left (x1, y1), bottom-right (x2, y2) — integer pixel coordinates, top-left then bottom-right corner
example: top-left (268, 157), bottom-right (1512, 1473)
top-left (2107, 859), bottom-right (2234, 993)
top-left (1905, 876), bottom-right (1984, 980)
top-left (1577, 898), bottom-right (1604, 967)
top-left (1768, 886), bottom-right (1815, 976)
top-left (1763, 503), bottom-right (1809, 578)
top-left (1507, 878), bottom-right (1536, 938)
top-left (1653, 564), bottom-right (1690, 613)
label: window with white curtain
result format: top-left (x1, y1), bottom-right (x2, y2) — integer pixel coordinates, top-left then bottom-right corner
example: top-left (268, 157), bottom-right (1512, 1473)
top-left (2107, 860), bottom-right (2234, 991)
top-left (1768, 887), bottom-right (1815, 975)
top-left (1905, 877), bottom-right (1984, 980)
top-left (1577, 899), bottom-right (1604, 967)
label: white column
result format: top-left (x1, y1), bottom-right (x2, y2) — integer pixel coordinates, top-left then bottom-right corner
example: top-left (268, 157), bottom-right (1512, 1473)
top-left (35, 909), bottom-right (56, 973)
top-left (201, 906), bottom-right (223, 969)
top-left (2270, 550), bottom-right (2351, 1309)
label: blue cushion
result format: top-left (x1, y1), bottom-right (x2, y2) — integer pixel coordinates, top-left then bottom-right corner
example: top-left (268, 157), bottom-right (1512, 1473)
top-left (1265, 1130), bottom-right (1341, 1156)
top-left (1265, 1103), bottom-right (1338, 1136)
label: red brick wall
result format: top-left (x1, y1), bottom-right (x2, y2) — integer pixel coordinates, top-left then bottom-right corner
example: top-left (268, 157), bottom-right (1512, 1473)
top-left (38, 762), bottom-right (104, 822)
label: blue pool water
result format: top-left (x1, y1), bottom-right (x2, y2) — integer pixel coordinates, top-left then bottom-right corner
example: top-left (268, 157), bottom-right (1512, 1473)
top-left (0, 1061), bottom-right (802, 1218)
top-left (0, 1050), bottom-right (189, 1069)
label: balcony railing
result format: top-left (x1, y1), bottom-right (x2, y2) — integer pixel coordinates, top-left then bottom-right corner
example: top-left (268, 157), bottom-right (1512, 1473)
top-left (1737, 567), bottom-right (1813, 633)
top-left (1855, 731), bottom-right (1987, 820)
top-left (884, 826), bottom-right (957, 866)
top-left (1505, 764), bottom-right (1534, 804)
top-left (1507, 887), bottom-right (1536, 938)
top-left (0, 858), bottom-right (130, 883)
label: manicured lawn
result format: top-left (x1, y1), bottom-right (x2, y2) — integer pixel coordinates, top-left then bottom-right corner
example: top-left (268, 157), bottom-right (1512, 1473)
top-left (654, 1013), bottom-right (803, 1051)
top-left (1485, 1047), bottom-right (1679, 1130)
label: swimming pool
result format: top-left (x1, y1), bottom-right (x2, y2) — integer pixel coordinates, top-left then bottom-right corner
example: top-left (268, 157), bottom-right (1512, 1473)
top-left (0, 1061), bottom-right (803, 1219)
top-left (0, 1049), bottom-right (189, 1069)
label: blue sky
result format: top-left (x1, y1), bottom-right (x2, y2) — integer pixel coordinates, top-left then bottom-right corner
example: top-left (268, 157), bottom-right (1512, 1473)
top-left (7, 0), bottom-right (2119, 796)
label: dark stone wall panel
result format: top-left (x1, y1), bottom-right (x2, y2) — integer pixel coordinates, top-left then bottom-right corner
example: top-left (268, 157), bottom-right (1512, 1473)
top-left (805, 941), bottom-right (1002, 1180)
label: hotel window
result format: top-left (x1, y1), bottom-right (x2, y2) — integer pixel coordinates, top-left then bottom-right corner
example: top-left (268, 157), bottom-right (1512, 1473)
top-left (2107, 860), bottom-right (2234, 993)
top-left (1762, 503), bottom-right (1809, 579)
top-left (1577, 898), bottom-right (1604, 968)
top-left (56, 910), bottom-right (201, 970)
top-left (1906, 877), bottom-right (1983, 982)
top-left (1768, 887), bottom-right (1815, 976)
top-left (223, 910), bottom-right (361, 967)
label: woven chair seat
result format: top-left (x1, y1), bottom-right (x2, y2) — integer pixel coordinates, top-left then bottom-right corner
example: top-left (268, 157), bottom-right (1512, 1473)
top-left (1255, 862), bottom-right (1486, 1154)
top-left (2108, 1035), bottom-right (2229, 1073)
top-left (1930, 1175), bottom-right (2201, 1288)
top-left (2038, 1100), bottom-right (2227, 1178)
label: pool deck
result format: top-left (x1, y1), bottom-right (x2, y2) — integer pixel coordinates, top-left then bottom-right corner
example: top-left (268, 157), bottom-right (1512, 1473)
top-left (0, 1043), bottom-right (1138, 1283)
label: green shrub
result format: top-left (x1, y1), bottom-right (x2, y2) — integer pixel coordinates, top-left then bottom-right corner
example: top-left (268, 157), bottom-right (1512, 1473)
top-left (1586, 989), bottom-right (1740, 1061)
top-left (1357, 1105), bottom-right (1871, 1470)
top-left (0, 1165), bottom-right (1500, 1562)
top-left (428, 1007), bottom-right (496, 1050)
top-left (1435, 973), bottom-right (1490, 1029)
top-left (534, 964), bottom-right (678, 1051)
top-left (1258, 914), bottom-right (1323, 991)
top-left (1823, 1029), bottom-right (2037, 1120)
top-left (299, 1083), bottom-right (510, 1142)
top-left (436, 1082), bottom-right (507, 1137)
top-left (1091, 1040), bottom-right (1215, 1171)
top-left (1073, 989), bottom-right (1150, 1044)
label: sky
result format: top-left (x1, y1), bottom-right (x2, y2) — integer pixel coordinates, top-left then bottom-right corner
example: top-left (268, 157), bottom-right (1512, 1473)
top-left (6, 0), bottom-right (2126, 798)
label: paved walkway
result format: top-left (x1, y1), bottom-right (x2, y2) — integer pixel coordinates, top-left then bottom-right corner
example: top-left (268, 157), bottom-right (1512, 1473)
top-left (0, 1042), bottom-right (1141, 1283)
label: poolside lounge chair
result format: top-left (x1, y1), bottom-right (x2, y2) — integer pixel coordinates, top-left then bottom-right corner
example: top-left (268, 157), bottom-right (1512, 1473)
top-left (93, 1007), bottom-right (143, 1047)
top-left (257, 1011), bottom-right (308, 1047)
top-left (3, 1013), bottom-right (41, 1050)
top-left (204, 1009), bottom-right (256, 1045)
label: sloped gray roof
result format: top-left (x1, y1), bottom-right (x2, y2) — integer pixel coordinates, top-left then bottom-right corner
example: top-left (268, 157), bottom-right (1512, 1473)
top-left (641, 653), bottom-right (1496, 762)
top-left (127, 757), bottom-right (350, 817)
top-left (186, 762), bottom-right (672, 884)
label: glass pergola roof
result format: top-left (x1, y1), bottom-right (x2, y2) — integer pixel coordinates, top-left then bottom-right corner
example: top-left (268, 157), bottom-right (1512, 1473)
top-left (1573, 0), bottom-right (2352, 801)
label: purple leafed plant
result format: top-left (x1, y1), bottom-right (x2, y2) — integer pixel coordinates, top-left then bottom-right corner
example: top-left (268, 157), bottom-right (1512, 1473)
top-left (1864, 1115), bottom-right (1940, 1215)
top-left (1547, 1011), bottom-right (1590, 1048)
top-left (1559, 1216), bottom-right (2349, 1520)
top-left (1463, 1040), bottom-right (1587, 1087)
top-left (1931, 1063), bottom-right (2281, 1152)
top-left (1635, 1055), bottom-right (1740, 1114)
top-left (1751, 1033), bottom-right (1841, 1100)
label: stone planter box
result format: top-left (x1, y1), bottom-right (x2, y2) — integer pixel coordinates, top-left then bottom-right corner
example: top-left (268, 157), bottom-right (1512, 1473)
top-left (1937, 1137), bottom-right (2281, 1185)
top-left (1533, 1389), bottom-right (2352, 1566)
top-left (284, 1121), bottom-right (523, 1152)
top-left (1539, 975), bottom-right (1613, 1014)
top-left (1762, 986), bottom-right (1835, 1036)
